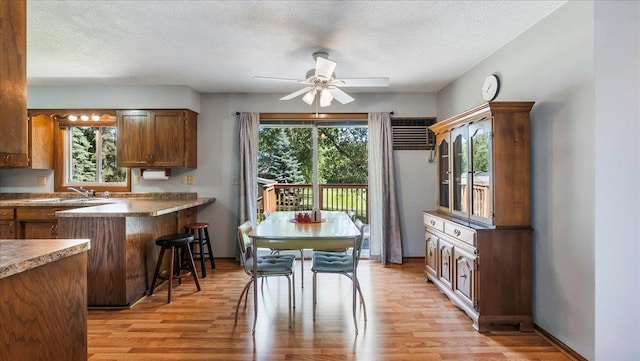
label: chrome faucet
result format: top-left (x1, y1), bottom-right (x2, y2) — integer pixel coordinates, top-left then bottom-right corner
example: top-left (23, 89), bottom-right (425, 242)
top-left (68, 186), bottom-right (89, 198)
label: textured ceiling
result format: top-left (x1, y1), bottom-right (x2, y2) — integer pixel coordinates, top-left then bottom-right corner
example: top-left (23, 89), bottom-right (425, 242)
top-left (27, 1), bottom-right (565, 94)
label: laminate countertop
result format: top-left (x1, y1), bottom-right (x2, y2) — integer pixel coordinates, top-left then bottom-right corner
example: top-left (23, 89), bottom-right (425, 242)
top-left (0, 197), bottom-right (215, 217)
top-left (0, 238), bottom-right (90, 279)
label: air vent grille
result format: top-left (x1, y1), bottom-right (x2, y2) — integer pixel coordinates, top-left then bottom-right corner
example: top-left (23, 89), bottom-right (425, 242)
top-left (391, 117), bottom-right (436, 150)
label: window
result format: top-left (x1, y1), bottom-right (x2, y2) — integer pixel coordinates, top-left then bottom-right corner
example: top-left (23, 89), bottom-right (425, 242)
top-left (44, 110), bottom-right (131, 192)
top-left (257, 116), bottom-right (368, 222)
top-left (64, 126), bottom-right (127, 185)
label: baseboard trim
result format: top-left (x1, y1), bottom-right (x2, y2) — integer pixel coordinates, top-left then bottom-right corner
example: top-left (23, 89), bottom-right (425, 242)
top-left (534, 324), bottom-right (587, 361)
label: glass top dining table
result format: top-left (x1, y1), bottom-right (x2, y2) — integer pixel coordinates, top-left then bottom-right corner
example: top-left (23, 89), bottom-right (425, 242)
top-left (247, 210), bottom-right (362, 332)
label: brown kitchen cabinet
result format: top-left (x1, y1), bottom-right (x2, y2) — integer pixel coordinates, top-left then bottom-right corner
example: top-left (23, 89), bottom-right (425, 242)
top-left (117, 109), bottom-right (197, 168)
top-left (424, 102), bottom-right (534, 332)
top-left (0, 208), bottom-right (17, 239)
top-left (0, 0), bottom-right (28, 168)
top-left (28, 114), bottom-right (54, 169)
top-left (16, 207), bottom-right (74, 239)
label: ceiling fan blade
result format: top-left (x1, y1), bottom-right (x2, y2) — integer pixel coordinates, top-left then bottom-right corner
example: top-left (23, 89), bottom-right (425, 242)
top-left (279, 86), bottom-right (315, 101)
top-left (253, 76), bottom-right (312, 85)
top-left (328, 87), bottom-right (355, 104)
top-left (332, 77), bottom-right (390, 87)
top-left (315, 56), bottom-right (337, 79)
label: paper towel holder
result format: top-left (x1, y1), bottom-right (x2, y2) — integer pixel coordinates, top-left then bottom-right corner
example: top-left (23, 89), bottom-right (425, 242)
top-left (141, 168), bottom-right (171, 180)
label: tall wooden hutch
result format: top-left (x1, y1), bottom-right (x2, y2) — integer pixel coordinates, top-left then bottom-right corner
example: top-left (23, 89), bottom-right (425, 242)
top-left (424, 101), bottom-right (534, 332)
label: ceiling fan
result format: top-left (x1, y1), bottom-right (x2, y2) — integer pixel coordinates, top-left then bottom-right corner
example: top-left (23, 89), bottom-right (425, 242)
top-left (253, 51), bottom-right (390, 107)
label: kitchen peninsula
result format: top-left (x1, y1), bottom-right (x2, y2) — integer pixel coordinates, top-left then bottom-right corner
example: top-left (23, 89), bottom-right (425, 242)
top-left (60, 194), bottom-right (214, 308)
top-left (0, 238), bottom-right (90, 360)
top-left (0, 193), bottom-right (215, 308)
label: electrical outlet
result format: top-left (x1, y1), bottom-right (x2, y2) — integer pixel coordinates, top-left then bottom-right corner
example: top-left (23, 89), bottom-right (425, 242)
top-left (181, 176), bottom-right (188, 184)
top-left (133, 175), bottom-right (140, 185)
top-left (187, 175), bottom-right (194, 185)
top-left (36, 176), bottom-right (47, 185)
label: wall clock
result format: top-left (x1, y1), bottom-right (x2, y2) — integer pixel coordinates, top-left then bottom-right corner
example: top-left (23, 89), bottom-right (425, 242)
top-left (481, 74), bottom-right (500, 101)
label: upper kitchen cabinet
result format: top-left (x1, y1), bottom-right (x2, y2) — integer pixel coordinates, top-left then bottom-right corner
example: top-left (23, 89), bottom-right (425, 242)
top-left (117, 109), bottom-right (197, 168)
top-left (429, 102), bottom-right (534, 227)
top-left (28, 114), bottom-right (54, 169)
top-left (0, 0), bottom-right (28, 168)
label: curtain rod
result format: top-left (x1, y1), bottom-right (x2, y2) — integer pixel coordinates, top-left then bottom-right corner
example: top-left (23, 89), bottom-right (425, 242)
top-left (235, 111), bottom-right (394, 117)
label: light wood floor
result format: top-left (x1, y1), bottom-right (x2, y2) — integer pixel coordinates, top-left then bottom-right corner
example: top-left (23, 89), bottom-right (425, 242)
top-left (88, 258), bottom-right (573, 360)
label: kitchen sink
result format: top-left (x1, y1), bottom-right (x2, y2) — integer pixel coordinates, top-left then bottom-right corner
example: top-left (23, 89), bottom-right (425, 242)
top-left (25, 198), bottom-right (66, 203)
top-left (24, 197), bottom-right (114, 204)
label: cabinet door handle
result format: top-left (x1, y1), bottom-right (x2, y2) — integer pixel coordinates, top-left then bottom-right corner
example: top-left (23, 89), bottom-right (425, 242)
top-left (454, 229), bottom-right (461, 236)
top-left (51, 225), bottom-right (58, 237)
top-left (430, 220), bottom-right (436, 226)
top-left (460, 273), bottom-right (468, 279)
top-left (9, 222), bottom-right (14, 234)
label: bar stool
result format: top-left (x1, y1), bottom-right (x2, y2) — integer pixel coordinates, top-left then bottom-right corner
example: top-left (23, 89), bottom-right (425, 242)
top-left (184, 223), bottom-right (215, 277)
top-left (148, 233), bottom-right (201, 303)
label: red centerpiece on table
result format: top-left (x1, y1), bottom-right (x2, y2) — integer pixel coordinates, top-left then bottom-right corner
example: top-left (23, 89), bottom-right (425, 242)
top-left (291, 212), bottom-right (324, 223)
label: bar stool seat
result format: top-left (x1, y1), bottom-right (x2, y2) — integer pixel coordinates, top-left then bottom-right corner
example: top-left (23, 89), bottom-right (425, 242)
top-left (148, 233), bottom-right (201, 303)
top-left (184, 223), bottom-right (215, 277)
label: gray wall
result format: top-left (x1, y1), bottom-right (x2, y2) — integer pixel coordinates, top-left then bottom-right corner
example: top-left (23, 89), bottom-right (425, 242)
top-left (1, 90), bottom-right (437, 259)
top-left (437, 1), bottom-right (639, 359)
top-left (593, 2), bottom-right (640, 360)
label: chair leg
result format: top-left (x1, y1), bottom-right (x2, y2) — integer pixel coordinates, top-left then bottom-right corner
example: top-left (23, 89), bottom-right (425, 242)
top-left (204, 227), bottom-right (215, 269)
top-left (148, 247), bottom-right (166, 295)
top-left (312, 272), bottom-right (317, 321)
top-left (234, 279), bottom-right (253, 326)
top-left (287, 274), bottom-right (292, 328)
top-left (183, 244), bottom-right (201, 291)
top-left (356, 278), bottom-right (367, 322)
top-left (167, 246), bottom-right (175, 303)
top-left (197, 229), bottom-right (206, 278)
top-left (352, 274), bottom-right (358, 333)
top-left (299, 250), bottom-right (304, 288)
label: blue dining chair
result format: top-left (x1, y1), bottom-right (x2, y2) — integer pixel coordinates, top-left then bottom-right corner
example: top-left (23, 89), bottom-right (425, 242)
top-left (264, 210), bottom-right (306, 288)
top-left (311, 219), bottom-right (367, 332)
top-left (234, 221), bottom-right (296, 333)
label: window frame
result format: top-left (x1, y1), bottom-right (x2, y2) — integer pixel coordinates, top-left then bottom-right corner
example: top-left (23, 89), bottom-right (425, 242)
top-left (31, 110), bottom-right (132, 193)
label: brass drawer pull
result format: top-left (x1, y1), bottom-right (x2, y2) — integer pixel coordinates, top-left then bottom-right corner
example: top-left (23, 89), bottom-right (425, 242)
top-left (430, 220), bottom-right (436, 226)
top-left (454, 229), bottom-right (461, 236)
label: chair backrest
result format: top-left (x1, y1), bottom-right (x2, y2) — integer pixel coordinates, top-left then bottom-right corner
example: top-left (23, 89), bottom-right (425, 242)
top-left (353, 219), bottom-right (365, 263)
top-left (237, 221), bottom-right (254, 261)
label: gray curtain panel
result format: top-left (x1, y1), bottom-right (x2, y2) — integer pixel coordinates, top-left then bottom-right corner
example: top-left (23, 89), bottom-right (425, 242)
top-left (368, 112), bottom-right (403, 265)
top-left (238, 112), bottom-right (260, 227)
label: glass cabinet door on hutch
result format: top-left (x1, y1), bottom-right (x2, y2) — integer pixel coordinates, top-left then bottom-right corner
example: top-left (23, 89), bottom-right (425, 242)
top-left (451, 126), bottom-right (469, 219)
top-left (436, 133), bottom-right (450, 212)
top-left (469, 120), bottom-right (493, 224)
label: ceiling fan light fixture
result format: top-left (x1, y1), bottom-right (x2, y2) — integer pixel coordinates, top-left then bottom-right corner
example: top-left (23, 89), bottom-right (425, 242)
top-left (319, 87), bottom-right (333, 107)
top-left (302, 89), bottom-right (316, 105)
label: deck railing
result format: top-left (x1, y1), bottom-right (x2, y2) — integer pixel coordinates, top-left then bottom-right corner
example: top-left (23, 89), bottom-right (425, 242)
top-left (259, 183), bottom-right (368, 223)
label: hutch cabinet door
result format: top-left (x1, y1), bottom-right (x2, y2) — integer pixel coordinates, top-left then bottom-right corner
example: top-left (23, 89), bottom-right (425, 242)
top-left (468, 119), bottom-right (493, 224)
top-left (438, 238), bottom-right (454, 290)
top-left (436, 132), bottom-right (451, 213)
top-left (451, 126), bottom-right (469, 219)
top-left (425, 230), bottom-right (438, 278)
top-left (454, 245), bottom-right (478, 310)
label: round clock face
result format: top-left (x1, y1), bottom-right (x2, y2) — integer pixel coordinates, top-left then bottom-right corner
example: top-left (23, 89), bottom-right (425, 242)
top-left (482, 75), bottom-right (500, 101)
